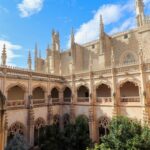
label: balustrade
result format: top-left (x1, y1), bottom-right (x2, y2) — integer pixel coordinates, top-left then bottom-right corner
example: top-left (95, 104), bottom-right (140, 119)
top-left (121, 97), bottom-right (140, 102)
top-left (6, 100), bottom-right (25, 107)
top-left (33, 99), bottom-right (45, 105)
top-left (52, 98), bottom-right (59, 103)
top-left (97, 97), bottom-right (112, 103)
top-left (64, 97), bottom-right (71, 102)
top-left (77, 97), bottom-right (89, 102)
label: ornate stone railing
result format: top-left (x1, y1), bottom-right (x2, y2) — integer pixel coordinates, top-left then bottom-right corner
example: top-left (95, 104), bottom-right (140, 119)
top-left (33, 99), bottom-right (45, 105)
top-left (97, 97), bottom-right (112, 103)
top-left (64, 97), bottom-right (71, 102)
top-left (120, 97), bottom-right (140, 102)
top-left (6, 100), bottom-right (25, 107)
top-left (144, 16), bottom-right (150, 24)
top-left (52, 98), bottom-right (59, 103)
top-left (77, 97), bottom-right (89, 102)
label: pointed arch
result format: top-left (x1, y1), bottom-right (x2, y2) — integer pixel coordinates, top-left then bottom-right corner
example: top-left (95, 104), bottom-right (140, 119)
top-left (7, 84), bottom-right (26, 101)
top-left (8, 121), bottom-right (25, 143)
top-left (98, 116), bottom-right (110, 138)
top-left (32, 86), bottom-right (45, 99)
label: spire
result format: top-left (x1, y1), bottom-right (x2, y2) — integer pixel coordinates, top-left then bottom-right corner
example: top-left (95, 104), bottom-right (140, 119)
top-left (136, 0), bottom-right (145, 26)
top-left (35, 43), bottom-right (38, 58)
top-left (1, 44), bottom-right (7, 66)
top-left (28, 50), bottom-right (32, 70)
top-left (52, 29), bottom-right (56, 51)
top-left (71, 28), bottom-right (75, 48)
top-left (100, 14), bottom-right (104, 38)
top-left (34, 43), bottom-right (38, 70)
top-left (39, 50), bottom-right (41, 58)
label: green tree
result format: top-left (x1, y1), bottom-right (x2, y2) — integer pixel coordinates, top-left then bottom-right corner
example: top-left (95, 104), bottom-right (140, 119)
top-left (39, 115), bottom-right (91, 150)
top-left (5, 133), bottom-right (29, 150)
top-left (88, 116), bottom-right (150, 150)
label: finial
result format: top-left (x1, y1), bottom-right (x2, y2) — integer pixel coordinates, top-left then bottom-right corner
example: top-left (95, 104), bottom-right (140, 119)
top-left (28, 50), bottom-right (32, 70)
top-left (1, 44), bottom-right (7, 66)
top-left (100, 14), bottom-right (104, 38)
top-left (39, 50), bottom-right (41, 58)
top-left (71, 27), bottom-right (75, 47)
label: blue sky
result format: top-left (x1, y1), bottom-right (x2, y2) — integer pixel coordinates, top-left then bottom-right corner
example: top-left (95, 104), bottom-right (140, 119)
top-left (0, 0), bottom-right (150, 68)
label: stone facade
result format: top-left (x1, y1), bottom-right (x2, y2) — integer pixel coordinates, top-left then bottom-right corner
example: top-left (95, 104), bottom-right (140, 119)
top-left (0, 0), bottom-right (150, 149)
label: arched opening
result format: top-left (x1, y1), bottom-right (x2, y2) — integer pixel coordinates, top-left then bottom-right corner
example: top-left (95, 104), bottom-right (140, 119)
top-left (63, 87), bottom-right (72, 102)
top-left (98, 117), bottom-right (109, 140)
top-left (96, 84), bottom-right (111, 103)
top-left (34, 118), bottom-right (46, 146)
top-left (7, 85), bottom-right (25, 100)
top-left (77, 85), bottom-right (89, 102)
top-left (51, 88), bottom-right (59, 103)
top-left (7, 122), bottom-right (25, 143)
top-left (120, 81), bottom-right (140, 102)
top-left (32, 87), bottom-right (45, 99)
top-left (63, 113), bottom-right (70, 127)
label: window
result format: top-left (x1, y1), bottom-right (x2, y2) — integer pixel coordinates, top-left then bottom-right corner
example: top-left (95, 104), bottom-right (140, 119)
top-left (124, 34), bottom-right (128, 39)
top-left (123, 53), bottom-right (135, 64)
top-left (92, 45), bottom-right (95, 49)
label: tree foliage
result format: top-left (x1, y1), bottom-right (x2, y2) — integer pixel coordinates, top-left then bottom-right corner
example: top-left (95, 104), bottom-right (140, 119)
top-left (5, 133), bottom-right (29, 150)
top-left (88, 116), bottom-right (150, 150)
top-left (39, 115), bottom-right (91, 150)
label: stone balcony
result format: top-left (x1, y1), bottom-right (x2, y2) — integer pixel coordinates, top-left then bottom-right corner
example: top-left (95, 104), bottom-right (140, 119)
top-left (33, 99), bottom-right (45, 105)
top-left (121, 97), bottom-right (140, 102)
top-left (52, 98), bottom-right (60, 103)
top-left (96, 97), bottom-right (112, 104)
top-left (64, 97), bottom-right (71, 103)
top-left (6, 100), bottom-right (25, 108)
top-left (77, 97), bottom-right (89, 102)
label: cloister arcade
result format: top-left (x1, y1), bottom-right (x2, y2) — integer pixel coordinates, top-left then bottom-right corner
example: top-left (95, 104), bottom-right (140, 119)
top-left (5, 80), bottom-right (141, 107)
top-left (4, 79), bottom-right (143, 146)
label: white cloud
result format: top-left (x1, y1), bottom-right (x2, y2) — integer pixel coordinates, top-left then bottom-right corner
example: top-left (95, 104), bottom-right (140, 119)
top-left (109, 17), bottom-right (136, 35)
top-left (73, 4), bottom-right (123, 45)
top-left (67, 0), bottom-right (150, 46)
top-left (0, 40), bottom-right (22, 66)
top-left (18, 0), bottom-right (44, 17)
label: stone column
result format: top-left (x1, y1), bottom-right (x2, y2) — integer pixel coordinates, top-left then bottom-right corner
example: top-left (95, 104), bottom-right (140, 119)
top-left (47, 95), bottom-right (53, 125)
top-left (27, 95), bottom-right (35, 146)
top-left (70, 74), bottom-right (76, 124)
top-left (4, 112), bottom-right (8, 148)
top-left (59, 90), bottom-right (64, 130)
top-left (111, 47), bottom-right (119, 117)
top-left (88, 71), bottom-right (97, 142)
top-left (0, 91), bottom-right (6, 150)
top-left (138, 48), bottom-right (149, 124)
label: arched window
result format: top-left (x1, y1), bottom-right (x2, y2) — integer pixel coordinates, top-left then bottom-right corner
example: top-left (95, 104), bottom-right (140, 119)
top-left (34, 118), bottom-right (46, 146)
top-left (7, 85), bottom-right (25, 100)
top-left (96, 84), bottom-right (111, 103)
top-left (120, 81), bottom-right (140, 102)
top-left (51, 88), bottom-right (59, 102)
top-left (32, 87), bottom-right (45, 99)
top-left (7, 122), bottom-right (25, 143)
top-left (63, 87), bottom-right (72, 102)
top-left (77, 86), bottom-right (89, 102)
top-left (98, 117), bottom-right (109, 139)
top-left (123, 53), bottom-right (135, 64)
